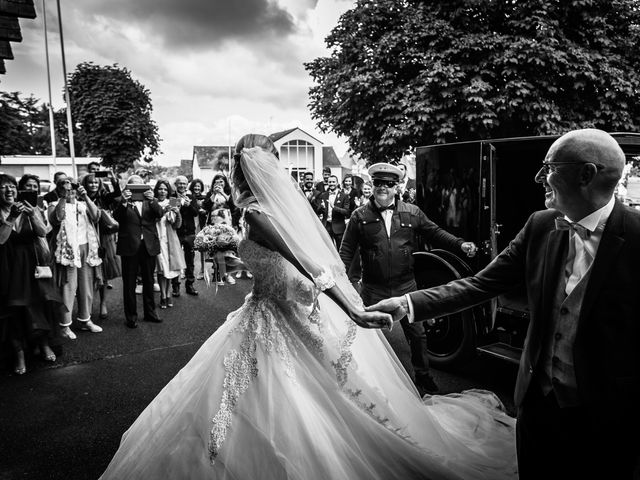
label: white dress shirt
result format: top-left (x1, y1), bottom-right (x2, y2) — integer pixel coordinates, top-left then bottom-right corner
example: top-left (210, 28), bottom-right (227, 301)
top-left (564, 195), bottom-right (614, 295)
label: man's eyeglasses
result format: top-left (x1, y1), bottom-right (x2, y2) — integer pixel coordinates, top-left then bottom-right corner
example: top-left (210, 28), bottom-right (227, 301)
top-left (373, 179), bottom-right (398, 188)
top-left (539, 161), bottom-right (605, 175)
top-left (0, 184), bottom-right (17, 191)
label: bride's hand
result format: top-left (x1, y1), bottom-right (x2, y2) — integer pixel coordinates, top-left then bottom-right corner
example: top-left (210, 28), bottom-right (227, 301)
top-left (365, 296), bottom-right (410, 325)
top-left (350, 310), bottom-right (393, 330)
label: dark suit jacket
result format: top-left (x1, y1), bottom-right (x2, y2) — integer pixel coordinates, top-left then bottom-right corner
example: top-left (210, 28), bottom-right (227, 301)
top-left (314, 181), bottom-right (329, 194)
top-left (400, 178), bottom-right (417, 203)
top-left (113, 199), bottom-right (163, 256)
top-left (409, 201), bottom-right (640, 433)
top-left (171, 192), bottom-right (199, 238)
top-left (319, 189), bottom-right (351, 234)
top-left (302, 188), bottom-right (323, 216)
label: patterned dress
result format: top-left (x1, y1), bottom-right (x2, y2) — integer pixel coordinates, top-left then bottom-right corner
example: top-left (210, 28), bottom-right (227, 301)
top-left (100, 239), bottom-right (517, 480)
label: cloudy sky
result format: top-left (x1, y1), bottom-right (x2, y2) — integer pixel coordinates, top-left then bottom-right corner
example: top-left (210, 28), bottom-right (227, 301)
top-left (1, 0), bottom-right (355, 165)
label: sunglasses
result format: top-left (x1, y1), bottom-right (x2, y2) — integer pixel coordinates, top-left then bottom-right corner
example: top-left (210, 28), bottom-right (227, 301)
top-left (373, 179), bottom-right (397, 188)
top-left (539, 161), bottom-right (605, 175)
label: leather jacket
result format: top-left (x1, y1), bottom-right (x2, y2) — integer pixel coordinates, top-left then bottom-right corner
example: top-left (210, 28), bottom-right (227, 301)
top-left (340, 198), bottom-right (464, 296)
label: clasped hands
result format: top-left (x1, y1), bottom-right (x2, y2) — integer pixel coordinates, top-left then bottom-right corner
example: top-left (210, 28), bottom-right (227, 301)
top-left (351, 296), bottom-right (409, 330)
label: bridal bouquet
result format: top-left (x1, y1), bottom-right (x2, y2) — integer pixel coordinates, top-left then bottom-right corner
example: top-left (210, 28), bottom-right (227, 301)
top-left (194, 224), bottom-right (240, 255)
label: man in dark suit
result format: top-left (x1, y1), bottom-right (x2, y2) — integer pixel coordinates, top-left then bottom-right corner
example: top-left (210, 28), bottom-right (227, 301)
top-left (314, 167), bottom-right (331, 193)
top-left (170, 175), bottom-right (199, 297)
top-left (114, 176), bottom-right (164, 328)
top-left (393, 162), bottom-right (417, 204)
top-left (341, 162), bottom-right (477, 395)
top-left (42, 171), bottom-right (68, 205)
top-left (319, 175), bottom-right (351, 249)
top-left (368, 129), bottom-right (640, 479)
top-left (301, 171), bottom-right (322, 217)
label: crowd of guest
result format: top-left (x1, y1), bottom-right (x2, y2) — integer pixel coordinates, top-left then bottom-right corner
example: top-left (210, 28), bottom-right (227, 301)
top-left (0, 160), bottom-right (415, 375)
top-left (0, 163), bottom-right (250, 375)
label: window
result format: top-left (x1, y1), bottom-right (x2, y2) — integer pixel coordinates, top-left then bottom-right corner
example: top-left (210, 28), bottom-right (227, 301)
top-left (280, 140), bottom-right (314, 181)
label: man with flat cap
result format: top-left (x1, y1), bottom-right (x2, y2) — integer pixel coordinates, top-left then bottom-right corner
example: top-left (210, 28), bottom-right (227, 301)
top-left (340, 162), bottom-right (477, 394)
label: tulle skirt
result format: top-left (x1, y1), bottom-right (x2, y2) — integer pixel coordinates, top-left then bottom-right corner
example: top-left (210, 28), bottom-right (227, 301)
top-left (100, 293), bottom-right (517, 480)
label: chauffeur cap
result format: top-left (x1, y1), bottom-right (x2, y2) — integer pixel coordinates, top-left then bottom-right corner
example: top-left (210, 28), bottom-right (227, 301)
top-left (368, 162), bottom-right (403, 182)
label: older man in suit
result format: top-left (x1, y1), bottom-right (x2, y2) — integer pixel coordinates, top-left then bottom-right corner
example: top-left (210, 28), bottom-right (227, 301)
top-left (368, 129), bottom-right (640, 479)
top-left (114, 175), bottom-right (164, 328)
top-left (319, 175), bottom-right (351, 249)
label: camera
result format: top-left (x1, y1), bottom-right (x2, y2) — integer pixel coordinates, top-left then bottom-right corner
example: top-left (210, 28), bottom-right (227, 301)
top-left (71, 182), bottom-right (80, 190)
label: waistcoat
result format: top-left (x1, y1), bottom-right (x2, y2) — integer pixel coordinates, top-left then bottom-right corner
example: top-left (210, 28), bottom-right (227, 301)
top-left (538, 263), bottom-right (592, 407)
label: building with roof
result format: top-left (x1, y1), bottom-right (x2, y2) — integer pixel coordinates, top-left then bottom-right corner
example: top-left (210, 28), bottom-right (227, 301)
top-left (189, 127), bottom-right (345, 187)
top-left (0, 155), bottom-right (101, 180)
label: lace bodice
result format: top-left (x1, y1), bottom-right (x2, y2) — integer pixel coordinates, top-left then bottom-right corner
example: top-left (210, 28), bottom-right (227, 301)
top-left (238, 238), bottom-right (316, 304)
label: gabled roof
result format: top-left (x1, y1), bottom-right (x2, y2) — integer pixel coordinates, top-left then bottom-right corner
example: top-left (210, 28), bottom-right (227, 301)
top-left (322, 146), bottom-right (342, 167)
top-left (269, 128), bottom-right (298, 142)
top-left (192, 145), bottom-right (231, 169)
top-left (269, 127), bottom-right (322, 144)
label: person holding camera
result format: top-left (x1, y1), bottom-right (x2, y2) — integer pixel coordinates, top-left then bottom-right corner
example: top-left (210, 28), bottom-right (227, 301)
top-left (0, 174), bottom-right (63, 375)
top-left (81, 173), bottom-right (121, 321)
top-left (49, 178), bottom-right (104, 340)
top-left (154, 180), bottom-right (185, 309)
top-left (114, 175), bottom-right (163, 328)
top-left (203, 174), bottom-right (240, 285)
top-left (169, 175), bottom-right (199, 297)
top-left (188, 178), bottom-right (208, 280)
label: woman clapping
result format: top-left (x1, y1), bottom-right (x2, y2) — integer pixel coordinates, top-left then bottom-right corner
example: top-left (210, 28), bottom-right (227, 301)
top-left (49, 178), bottom-right (103, 339)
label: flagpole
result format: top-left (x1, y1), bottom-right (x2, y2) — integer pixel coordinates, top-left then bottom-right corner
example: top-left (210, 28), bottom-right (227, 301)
top-left (56, 0), bottom-right (76, 178)
top-left (42, 0), bottom-right (56, 170)
top-left (227, 118), bottom-right (231, 171)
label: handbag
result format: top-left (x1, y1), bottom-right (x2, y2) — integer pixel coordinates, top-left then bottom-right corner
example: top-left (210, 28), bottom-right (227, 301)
top-left (28, 217), bottom-right (53, 279)
top-left (34, 265), bottom-right (53, 279)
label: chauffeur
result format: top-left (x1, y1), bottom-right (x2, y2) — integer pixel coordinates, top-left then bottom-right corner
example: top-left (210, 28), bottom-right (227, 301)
top-left (339, 162), bottom-right (477, 394)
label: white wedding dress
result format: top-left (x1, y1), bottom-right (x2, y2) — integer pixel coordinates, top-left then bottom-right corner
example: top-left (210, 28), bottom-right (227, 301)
top-left (100, 238), bottom-right (517, 480)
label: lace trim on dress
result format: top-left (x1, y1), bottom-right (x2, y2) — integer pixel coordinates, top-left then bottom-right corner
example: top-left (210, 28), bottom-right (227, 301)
top-left (208, 337), bottom-right (258, 464)
top-left (330, 319), bottom-right (357, 389)
top-left (313, 268), bottom-right (336, 291)
top-left (208, 296), bottom-right (326, 464)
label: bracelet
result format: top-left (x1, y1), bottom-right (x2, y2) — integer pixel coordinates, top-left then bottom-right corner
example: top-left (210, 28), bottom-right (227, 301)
top-left (313, 269), bottom-right (336, 291)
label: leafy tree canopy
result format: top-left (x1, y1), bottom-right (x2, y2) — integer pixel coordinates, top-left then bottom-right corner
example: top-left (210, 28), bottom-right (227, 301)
top-left (68, 62), bottom-right (161, 173)
top-left (306, 0), bottom-right (640, 163)
top-left (0, 91), bottom-right (68, 156)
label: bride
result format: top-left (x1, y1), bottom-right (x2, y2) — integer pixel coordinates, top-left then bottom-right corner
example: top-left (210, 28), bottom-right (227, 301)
top-left (100, 134), bottom-right (517, 480)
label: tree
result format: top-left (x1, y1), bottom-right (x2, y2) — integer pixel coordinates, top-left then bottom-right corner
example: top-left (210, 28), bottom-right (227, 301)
top-left (0, 91), bottom-right (77, 156)
top-left (306, 0), bottom-right (640, 163)
top-left (67, 62), bottom-right (161, 173)
top-left (0, 92), bottom-right (49, 154)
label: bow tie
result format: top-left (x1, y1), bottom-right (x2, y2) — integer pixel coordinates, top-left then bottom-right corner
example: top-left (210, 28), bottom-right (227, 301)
top-left (377, 204), bottom-right (395, 212)
top-left (555, 217), bottom-right (590, 239)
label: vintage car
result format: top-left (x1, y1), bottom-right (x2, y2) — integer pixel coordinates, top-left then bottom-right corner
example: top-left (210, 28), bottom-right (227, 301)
top-left (413, 132), bottom-right (640, 369)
